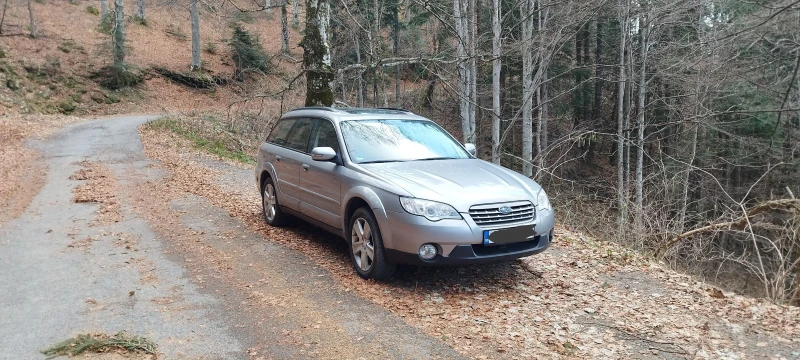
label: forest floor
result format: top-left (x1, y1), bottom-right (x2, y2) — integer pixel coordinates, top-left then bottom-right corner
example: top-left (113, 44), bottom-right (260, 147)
top-left (1, 2), bottom-right (799, 359)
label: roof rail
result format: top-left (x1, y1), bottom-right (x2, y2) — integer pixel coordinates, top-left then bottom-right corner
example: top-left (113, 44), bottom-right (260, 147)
top-left (377, 107), bottom-right (413, 113)
top-left (290, 106), bottom-right (339, 112)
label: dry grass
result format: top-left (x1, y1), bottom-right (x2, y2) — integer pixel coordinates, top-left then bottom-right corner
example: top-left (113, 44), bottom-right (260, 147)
top-left (41, 332), bottom-right (156, 359)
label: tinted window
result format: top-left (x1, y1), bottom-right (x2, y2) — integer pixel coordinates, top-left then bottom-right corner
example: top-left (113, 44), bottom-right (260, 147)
top-left (340, 120), bottom-right (470, 164)
top-left (285, 118), bottom-right (315, 152)
top-left (309, 120), bottom-right (340, 152)
top-left (266, 119), bottom-right (296, 145)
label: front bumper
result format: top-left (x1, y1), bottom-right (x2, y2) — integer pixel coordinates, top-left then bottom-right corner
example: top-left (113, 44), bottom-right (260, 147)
top-left (386, 230), bottom-right (553, 266)
top-left (378, 208), bottom-right (555, 266)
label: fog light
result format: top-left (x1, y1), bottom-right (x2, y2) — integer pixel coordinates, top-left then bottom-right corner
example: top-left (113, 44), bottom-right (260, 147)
top-left (418, 244), bottom-right (438, 260)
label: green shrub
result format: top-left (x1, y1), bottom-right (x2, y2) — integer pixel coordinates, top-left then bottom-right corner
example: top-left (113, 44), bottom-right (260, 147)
top-left (230, 24), bottom-right (270, 80)
top-left (90, 65), bottom-right (144, 90)
top-left (59, 101), bottom-right (77, 114)
top-left (86, 5), bottom-right (99, 15)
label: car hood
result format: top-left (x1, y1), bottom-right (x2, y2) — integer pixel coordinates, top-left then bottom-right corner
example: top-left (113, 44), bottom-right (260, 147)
top-left (360, 159), bottom-right (541, 212)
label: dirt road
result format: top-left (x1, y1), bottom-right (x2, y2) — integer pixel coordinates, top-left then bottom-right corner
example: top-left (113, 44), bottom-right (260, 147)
top-left (0, 115), bottom-right (461, 359)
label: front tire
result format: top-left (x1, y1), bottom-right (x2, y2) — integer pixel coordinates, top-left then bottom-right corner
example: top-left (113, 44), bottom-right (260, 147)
top-left (261, 177), bottom-right (287, 227)
top-left (349, 207), bottom-right (396, 280)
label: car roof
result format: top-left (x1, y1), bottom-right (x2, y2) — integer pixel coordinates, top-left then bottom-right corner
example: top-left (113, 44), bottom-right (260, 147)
top-left (280, 107), bottom-right (430, 123)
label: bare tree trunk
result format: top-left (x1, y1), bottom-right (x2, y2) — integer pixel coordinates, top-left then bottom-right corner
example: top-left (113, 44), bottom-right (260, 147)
top-left (190, 0), bottom-right (201, 71)
top-left (100, 0), bottom-right (109, 18)
top-left (281, 0), bottom-right (290, 54)
top-left (112, 0), bottom-right (125, 68)
top-left (136, 0), bottom-right (145, 20)
top-left (490, 0), bottom-right (501, 164)
top-left (521, 0), bottom-right (534, 177)
top-left (292, 0), bottom-right (299, 26)
top-left (535, 0), bottom-right (547, 174)
top-left (453, 0), bottom-right (470, 142)
top-left (617, 0), bottom-right (628, 234)
top-left (393, 5), bottom-right (400, 107)
top-left (353, 32), bottom-right (364, 107)
top-left (27, 0), bottom-right (37, 38)
top-left (467, 0), bottom-right (476, 144)
top-left (265, 0), bottom-right (271, 14)
top-left (301, 0), bottom-right (334, 106)
top-left (592, 17), bottom-right (604, 124)
top-left (0, 0), bottom-right (10, 35)
top-left (634, 13), bottom-right (649, 233)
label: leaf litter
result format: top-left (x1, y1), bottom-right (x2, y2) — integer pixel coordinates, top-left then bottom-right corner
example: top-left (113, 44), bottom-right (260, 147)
top-left (138, 125), bottom-right (800, 359)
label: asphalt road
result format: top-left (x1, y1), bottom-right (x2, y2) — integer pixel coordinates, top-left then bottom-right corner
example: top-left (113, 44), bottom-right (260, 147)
top-left (0, 115), bottom-right (462, 359)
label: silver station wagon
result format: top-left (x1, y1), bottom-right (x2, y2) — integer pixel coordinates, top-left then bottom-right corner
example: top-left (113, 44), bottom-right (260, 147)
top-left (255, 107), bottom-right (555, 280)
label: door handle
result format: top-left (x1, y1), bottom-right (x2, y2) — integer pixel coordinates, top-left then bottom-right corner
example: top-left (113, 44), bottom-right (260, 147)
top-left (302, 164), bottom-right (310, 171)
top-left (275, 155), bottom-right (281, 162)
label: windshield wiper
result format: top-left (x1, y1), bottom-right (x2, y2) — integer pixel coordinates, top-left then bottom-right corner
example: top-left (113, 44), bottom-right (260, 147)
top-left (359, 160), bottom-right (404, 164)
top-left (413, 157), bottom-right (459, 161)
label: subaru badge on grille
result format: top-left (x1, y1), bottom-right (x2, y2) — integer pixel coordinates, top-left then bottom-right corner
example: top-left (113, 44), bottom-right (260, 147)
top-left (498, 206), bottom-right (512, 214)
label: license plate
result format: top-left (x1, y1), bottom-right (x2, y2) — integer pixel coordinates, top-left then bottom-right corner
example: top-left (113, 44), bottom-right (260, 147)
top-left (483, 225), bottom-right (536, 245)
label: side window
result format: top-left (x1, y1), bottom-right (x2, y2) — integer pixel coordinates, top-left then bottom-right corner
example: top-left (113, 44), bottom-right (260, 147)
top-left (309, 120), bottom-right (340, 152)
top-left (266, 119), bottom-right (296, 146)
top-left (284, 118), bottom-right (315, 152)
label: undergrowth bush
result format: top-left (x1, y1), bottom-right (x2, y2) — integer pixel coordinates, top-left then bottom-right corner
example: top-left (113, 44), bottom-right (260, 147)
top-left (90, 65), bottom-right (144, 90)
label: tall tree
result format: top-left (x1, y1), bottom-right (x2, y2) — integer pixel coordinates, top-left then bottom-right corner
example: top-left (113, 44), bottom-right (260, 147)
top-left (190, 0), bottom-right (201, 70)
top-left (0, 0), bottom-right (9, 35)
top-left (490, 0), bottom-right (501, 164)
top-left (453, 0), bottom-right (476, 144)
top-left (520, 0), bottom-right (535, 177)
top-left (100, 0), bottom-right (109, 17)
top-left (292, 0), bottom-right (299, 26)
top-left (634, 12), bottom-right (649, 232)
top-left (27, 0), bottom-right (36, 38)
top-left (113, 0), bottom-right (125, 68)
top-left (136, 0), bottom-right (144, 20)
top-left (616, 0), bottom-right (629, 233)
top-left (281, 0), bottom-right (290, 54)
top-left (301, 0), bottom-right (334, 106)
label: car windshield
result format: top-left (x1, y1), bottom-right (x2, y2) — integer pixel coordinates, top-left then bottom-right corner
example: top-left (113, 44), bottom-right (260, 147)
top-left (340, 119), bottom-right (471, 164)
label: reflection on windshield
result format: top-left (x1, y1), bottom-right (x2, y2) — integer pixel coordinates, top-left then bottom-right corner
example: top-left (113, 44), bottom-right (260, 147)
top-left (340, 120), bottom-right (470, 164)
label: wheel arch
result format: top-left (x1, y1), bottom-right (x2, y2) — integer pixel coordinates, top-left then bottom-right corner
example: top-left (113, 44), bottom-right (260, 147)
top-left (341, 186), bottom-right (390, 245)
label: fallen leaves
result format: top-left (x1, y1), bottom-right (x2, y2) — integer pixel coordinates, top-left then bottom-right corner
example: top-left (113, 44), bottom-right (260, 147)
top-left (70, 161), bottom-right (121, 224)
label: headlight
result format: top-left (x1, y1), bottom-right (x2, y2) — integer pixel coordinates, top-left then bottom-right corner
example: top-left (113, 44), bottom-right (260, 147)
top-left (399, 196), bottom-right (461, 221)
top-left (537, 190), bottom-right (551, 211)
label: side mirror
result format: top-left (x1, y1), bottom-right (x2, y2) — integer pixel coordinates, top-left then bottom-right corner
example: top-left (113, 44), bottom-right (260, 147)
top-left (464, 143), bottom-right (476, 156)
top-left (311, 147), bottom-right (337, 161)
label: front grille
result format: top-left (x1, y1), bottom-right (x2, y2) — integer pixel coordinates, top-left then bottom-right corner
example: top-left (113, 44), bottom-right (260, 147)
top-left (469, 201), bottom-right (535, 227)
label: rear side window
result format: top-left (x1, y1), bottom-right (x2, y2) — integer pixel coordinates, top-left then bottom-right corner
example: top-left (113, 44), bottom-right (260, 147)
top-left (285, 118), bottom-right (315, 152)
top-left (266, 119), bottom-right (295, 146)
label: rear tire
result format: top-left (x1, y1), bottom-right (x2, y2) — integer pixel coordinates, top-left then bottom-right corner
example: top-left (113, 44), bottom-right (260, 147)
top-left (349, 207), bottom-right (396, 280)
top-left (261, 177), bottom-right (287, 227)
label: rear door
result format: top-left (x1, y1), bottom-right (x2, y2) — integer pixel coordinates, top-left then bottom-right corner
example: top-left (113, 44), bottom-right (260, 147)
top-left (264, 118), bottom-right (314, 210)
top-left (298, 119), bottom-right (343, 229)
